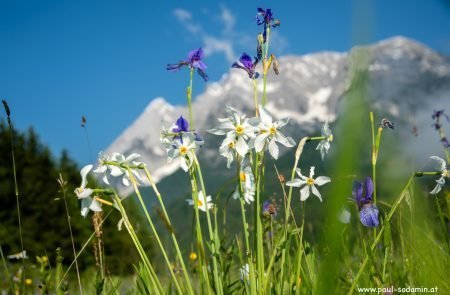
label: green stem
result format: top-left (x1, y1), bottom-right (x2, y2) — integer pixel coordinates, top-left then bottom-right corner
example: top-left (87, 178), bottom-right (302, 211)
top-left (188, 67), bottom-right (194, 129)
top-left (262, 27), bottom-right (270, 106)
top-left (59, 177), bottom-right (83, 294)
top-left (348, 175), bottom-right (414, 294)
top-left (370, 112), bottom-right (377, 205)
top-left (237, 156), bottom-right (257, 295)
top-left (111, 193), bottom-right (163, 294)
top-left (254, 152), bottom-right (266, 293)
top-left (127, 168), bottom-right (183, 294)
top-left (192, 155), bottom-right (223, 294)
top-left (295, 202), bottom-right (306, 295)
top-left (189, 167), bottom-right (212, 294)
top-left (253, 78), bottom-right (259, 116)
top-left (280, 137), bottom-right (309, 288)
top-left (142, 167), bottom-right (194, 295)
top-left (0, 244), bottom-right (15, 293)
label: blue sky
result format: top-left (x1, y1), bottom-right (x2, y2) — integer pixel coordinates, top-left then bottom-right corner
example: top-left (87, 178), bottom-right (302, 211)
top-left (1, 0), bottom-right (450, 166)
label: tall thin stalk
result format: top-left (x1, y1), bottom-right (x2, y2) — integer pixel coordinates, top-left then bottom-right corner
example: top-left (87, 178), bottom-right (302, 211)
top-left (57, 174), bottom-right (83, 294)
top-left (193, 154), bottom-right (223, 294)
top-left (142, 166), bottom-right (195, 295)
top-left (127, 168), bottom-right (183, 294)
top-left (2, 99), bottom-right (25, 288)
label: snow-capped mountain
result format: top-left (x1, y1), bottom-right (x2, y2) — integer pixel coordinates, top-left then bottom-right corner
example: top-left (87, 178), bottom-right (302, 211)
top-left (106, 36), bottom-right (450, 191)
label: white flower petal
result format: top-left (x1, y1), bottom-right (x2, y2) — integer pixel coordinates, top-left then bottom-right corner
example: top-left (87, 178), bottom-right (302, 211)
top-left (430, 156), bottom-right (447, 172)
top-left (110, 166), bottom-right (124, 177)
top-left (430, 183), bottom-right (443, 195)
top-left (275, 133), bottom-right (295, 148)
top-left (232, 186), bottom-right (240, 200)
top-left (311, 185), bottom-right (322, 201)
top-left (76, 188), bottom-right (93, 199)
top-left (309, 166), bottom-right (315, 178)
top-left (268, 139), bottom-right (279, 159)
top-left (286, 179), bottom-right (304, 187)
top-left (122, 176), bottom-right (130, 187)
top-left (80, 164), bottom-right (93, 188)
top-left (102, 175), bottom-right (110, 185)
top-left (126, 153), bottom-right (141, 162)
top-left (300, 185), bottom-right (310, 201)
top-left (258, 105), bottom-right (273, 125)
top-left (314, 176), bottom-right (331, 186)
top-left (255, 133), bottom-right (270, 152)
top-left (89, 198), bottom-right (103, 212)
top-left (236, 136), bottom-right (249, 157)
top-left (180, 158), bottom-right (189, 172)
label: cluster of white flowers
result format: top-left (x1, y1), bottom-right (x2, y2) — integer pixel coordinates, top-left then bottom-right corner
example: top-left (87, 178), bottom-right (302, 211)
top-left (160, 116), bottom-right (204, 172)
top-left (74, 152), bottom-right (145, 217)
top-left (209, 105), bottom-right (295, 165)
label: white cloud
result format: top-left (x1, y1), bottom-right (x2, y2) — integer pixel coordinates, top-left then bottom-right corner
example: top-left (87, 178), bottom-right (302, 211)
top-left (173, 8), bottom-right (192, 21)
top-left (220, 5), bottom-right (235, 35)
top-left (203, 36), bottom-right (235, 62)
top-left (173, 8), bottom-right (201, 34)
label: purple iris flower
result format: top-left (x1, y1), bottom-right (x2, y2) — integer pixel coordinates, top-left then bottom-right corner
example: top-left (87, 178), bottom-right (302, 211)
top-left (166, 48), bottom-right (209, 82)
top-left (262, 200), bottom-right (277, 217)
top-left (232, 53), bottom-right (260, 79)
top-left (172, 116), bottom-right (189, 133)
top-left (432, 110), bottom-right (450, 121)
top-left (171, 116), bottom-right (203, 144)
top-left (256, 8), bottom-right (280, 43)
top-left (352, 177), bottom-right (379, 227)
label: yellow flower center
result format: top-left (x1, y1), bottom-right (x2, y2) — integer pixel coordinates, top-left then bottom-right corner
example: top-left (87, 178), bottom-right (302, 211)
top-left (443, 170), bottom-right (449, 178)
top-left (189, 252), bottom-right (198, 261)
top-left (25, 279), bottom-right (32, 285)
top-left (235, 125), bottom-right (244, 135)
top-left (228, 141), bottom-right (235, 148)
top-left (179, 146), bottom-right (188, 155)
top-left (198, 199), bottom-right (203, 207)
top-left (269, 126), bottom-right (277, 135)
top-left (328, 134), bottom-right (334, 142)
top-left (306, 178), bottom-right (315, 185)
top-left (240, 171), bottom-right (246, 182)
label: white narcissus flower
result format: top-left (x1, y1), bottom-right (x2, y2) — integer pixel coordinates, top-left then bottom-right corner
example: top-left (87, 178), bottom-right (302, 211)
top-left (112, 153), bottom-right (144, 186)
top-left (167, 132), bottom-right (199, 172)
top-left (219, 137), bottom-right (236, 169)
top-left (430, 156), bottom-right (449, 195)
top-left (208, 106), bottom-right (259, 161)
top-left (186, 190), bottom-right (214, 212)
top-left (254, 105), bottom-right (295, 159)
top-left (232, 163), bottom-right (255, 204)
top-left (93, 152), bottom-right (143, 186)
top-left (316, 121), bottom-right (333, 160)
top-left (286, 167), bottom-right (331, 202)
top-left (74, 164), bottom-right (102, 217)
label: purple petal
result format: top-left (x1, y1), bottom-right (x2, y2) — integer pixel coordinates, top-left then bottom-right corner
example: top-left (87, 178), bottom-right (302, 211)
top-left (231, 62), bottom-right (244, 69)
top-left (239, 53), bottom-right (253, 70)
top-left (197, 68), bottom-right (209, 82)
top-left (188, 48), bottom-right (204, 63)
top-left (193, 60), bottom-right (207, 71)
top-left (173, 116), bottom-right (189, 133)
top-left (166, 61), bottom-right (189, 71)
top-left (364, 177), bottom-right (374, 201)
top-left (352, 181), bottom-right (363, 205)
top-left (359, 205), bottom-right (379, 227)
